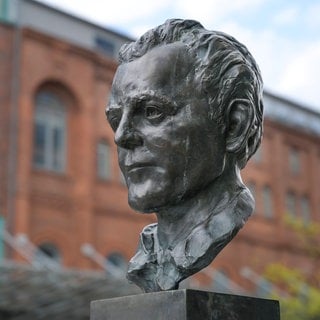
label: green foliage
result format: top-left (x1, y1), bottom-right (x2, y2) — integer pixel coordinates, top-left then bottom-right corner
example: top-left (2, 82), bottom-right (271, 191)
top-left (265, 263), bottom-right (320, 320)
top-left (264, 215), bottom-right (320, 320)
top-left (284, 214), bottom-right (320, 259)
top-left (284, 214), bottom-right (320, 238)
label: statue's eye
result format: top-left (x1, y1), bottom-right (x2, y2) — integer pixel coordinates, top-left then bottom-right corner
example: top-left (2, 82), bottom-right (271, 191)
top-left (145, 105), bottom-right (163, 120)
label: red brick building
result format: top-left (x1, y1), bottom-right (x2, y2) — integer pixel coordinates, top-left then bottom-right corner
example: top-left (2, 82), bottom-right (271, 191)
top-left (1, 0), bottom-right (319, 303)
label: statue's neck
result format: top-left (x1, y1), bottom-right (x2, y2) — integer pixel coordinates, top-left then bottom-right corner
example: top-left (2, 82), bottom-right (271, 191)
top-left (155, 165), bottom-right (244, 250)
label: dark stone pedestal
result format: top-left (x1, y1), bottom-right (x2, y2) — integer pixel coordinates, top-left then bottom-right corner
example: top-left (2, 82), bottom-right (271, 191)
top-left (91, 289), bottom-right (280, 320)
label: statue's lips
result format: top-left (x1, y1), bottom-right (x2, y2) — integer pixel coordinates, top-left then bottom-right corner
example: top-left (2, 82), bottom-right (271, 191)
top-left (125, 163), bottom-right (157, 174)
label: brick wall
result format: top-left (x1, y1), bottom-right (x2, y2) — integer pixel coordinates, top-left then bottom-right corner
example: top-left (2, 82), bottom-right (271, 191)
top-left (0, 23), bottom-right (14, 221)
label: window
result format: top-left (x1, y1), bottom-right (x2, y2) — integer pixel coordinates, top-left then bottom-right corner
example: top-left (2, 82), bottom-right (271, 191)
top-left (262, 186), bottom-right (273, 218)
top-left (97, 141), bottom-right (111, 180)
top-left (300, 196), bottom-right (311, 223)
top-left (286, 191), bottom-right (297, 217)
top-left (34, 242), bottom-right (61, 267)
top-left (33, 91), bottom-right (66, 172)
top-left (95, 36), bottom-right (115, 56)
top-left (289, 147), bottom-right (300, 175)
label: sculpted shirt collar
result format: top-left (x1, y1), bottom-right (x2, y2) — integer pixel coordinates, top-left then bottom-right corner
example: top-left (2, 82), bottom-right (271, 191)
top-left (127, 186), bottom-right (254, 292)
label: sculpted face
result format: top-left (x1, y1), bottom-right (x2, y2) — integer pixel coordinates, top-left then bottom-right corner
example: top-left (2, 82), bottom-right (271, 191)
top-left (107, 43), bottom-right (226, 212)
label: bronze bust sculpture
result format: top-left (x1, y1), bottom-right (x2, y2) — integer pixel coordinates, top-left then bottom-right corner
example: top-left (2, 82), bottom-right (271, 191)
top-left (106, 19), bottom-right (263, 293)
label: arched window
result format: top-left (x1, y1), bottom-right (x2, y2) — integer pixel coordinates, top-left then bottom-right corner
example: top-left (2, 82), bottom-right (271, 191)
top-left (33, 91), bottom-right (66, 172)
top-left (97, 141), bottom-right (111, 180)
top-left (34, 242), bottom-right (61, 267)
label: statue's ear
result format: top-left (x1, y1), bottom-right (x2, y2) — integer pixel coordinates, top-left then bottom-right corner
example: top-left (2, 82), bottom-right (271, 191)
top-left (226, 99), bottom-right (253, 154)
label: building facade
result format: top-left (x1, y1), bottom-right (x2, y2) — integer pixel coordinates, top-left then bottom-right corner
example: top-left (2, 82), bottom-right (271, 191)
top-left (1, 0), bottom-right (319, 298)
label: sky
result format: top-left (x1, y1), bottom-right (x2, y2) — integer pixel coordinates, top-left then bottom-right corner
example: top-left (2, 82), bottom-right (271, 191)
top-left (38, 0), bottom-right (320, 112)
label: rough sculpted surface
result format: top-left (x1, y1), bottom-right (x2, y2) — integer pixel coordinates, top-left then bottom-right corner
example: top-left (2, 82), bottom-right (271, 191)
top-left (106, 19), bottom-right (263, 292)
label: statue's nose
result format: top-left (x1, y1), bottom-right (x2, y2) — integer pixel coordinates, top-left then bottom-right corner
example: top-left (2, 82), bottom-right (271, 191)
top-left (114, 115), bottom-right (143, 149)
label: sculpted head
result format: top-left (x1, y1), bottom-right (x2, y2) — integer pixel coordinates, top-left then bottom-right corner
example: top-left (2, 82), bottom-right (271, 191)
top-left (107, 19), bottom-right (263, 214)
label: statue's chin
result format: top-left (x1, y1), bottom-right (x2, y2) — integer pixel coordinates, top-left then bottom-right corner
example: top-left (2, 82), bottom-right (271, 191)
top-left (128, 196), bottom-right (159, 214)
top-left (127, 180), bottom-right (170, 213)
top-left (128, 187), bottom-right (177, 214)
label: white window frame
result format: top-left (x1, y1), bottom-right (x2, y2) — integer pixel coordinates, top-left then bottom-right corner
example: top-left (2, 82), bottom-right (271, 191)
top-left (33, 91), bottom-right (66, 172)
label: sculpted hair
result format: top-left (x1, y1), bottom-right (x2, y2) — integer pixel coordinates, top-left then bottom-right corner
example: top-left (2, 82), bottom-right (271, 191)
top-left (119, 19), bottom-right (263, 168)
